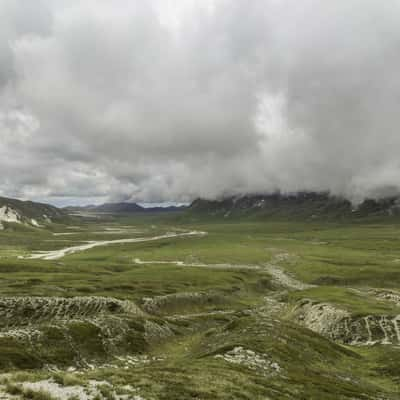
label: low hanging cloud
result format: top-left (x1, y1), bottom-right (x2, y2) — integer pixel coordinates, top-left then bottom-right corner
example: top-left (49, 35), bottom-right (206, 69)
top-left (1, 0), bottom-right (400, 205)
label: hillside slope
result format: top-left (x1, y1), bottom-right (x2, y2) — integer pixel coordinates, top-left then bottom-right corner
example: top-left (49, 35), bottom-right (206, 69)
top-left (0, 196), bottom-right (65, 229)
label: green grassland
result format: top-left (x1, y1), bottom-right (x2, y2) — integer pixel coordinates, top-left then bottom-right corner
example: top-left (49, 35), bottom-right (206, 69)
top-left (0, 215), bottom-right (400, 399)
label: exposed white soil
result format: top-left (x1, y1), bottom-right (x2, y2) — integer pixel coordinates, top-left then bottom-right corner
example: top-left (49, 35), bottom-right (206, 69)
top-left (0, 327), bottom-right (42, 341)
top-left (215, 346), bottom-right (281, 376)
top-left (114, 354), bottom-right (161, 368)
top-left (43, 214), bottom-right (52, 223)
top-left (292, 300), bottom-right (350, 339)
top-left (133, 258), bottom-right (260, 270)
top-left (53, 227), bottom-right (145, 236)
top-left (263, 264), bottom-right (315, 290)
top-left (0, 296), bottom-right (144, 327)
top-left (0, 206), bottom-right (47, 228)
top-left (23, 380), bottom-right (90, 400)
top-left (65, 355), bottom-right (164, 372)
top-left (372, 289), bottom-right (400, 306)
top-left (26, 231), bottom-right (207, 260)
top-left (0, 206), bottom-right (20, 224)
top-left (292, 299), bottom-right (400, 345)
top-left (7, 379), bottom-right (146, 400)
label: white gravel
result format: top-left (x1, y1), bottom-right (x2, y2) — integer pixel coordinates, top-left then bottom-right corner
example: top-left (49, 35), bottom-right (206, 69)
top-left (25, 231), bottom-right (207, 260)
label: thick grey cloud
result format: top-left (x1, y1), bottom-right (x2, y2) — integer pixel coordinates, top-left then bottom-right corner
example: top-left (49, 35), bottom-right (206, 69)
top-left (1, 0), bottom-right (400, 205)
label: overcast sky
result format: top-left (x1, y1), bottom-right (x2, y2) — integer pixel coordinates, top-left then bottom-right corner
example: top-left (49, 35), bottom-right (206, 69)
top-left (1, 0), bottom-right (400, 206)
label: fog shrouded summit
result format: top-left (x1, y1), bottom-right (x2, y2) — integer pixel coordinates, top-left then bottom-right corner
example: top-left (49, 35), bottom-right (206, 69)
top-left (1, 0), bottom-right (400, 205)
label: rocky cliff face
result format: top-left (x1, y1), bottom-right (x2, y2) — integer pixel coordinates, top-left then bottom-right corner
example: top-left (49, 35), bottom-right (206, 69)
top-left (0, 196), bottom-right (66, 229)
top-left (291, 299), bottom-right (400, 345)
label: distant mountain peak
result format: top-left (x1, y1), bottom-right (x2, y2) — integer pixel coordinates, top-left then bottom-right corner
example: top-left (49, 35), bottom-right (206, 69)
top-left (64, 202), bottom-right (186, 214)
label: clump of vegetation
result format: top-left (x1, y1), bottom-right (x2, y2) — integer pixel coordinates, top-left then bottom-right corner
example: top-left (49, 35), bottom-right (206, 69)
top-left (97, 384), bottom-right (116, 400)
top-left (5, 383), bottom-right (55, 400)
top-left (5, 382), bottom-right (23, 395)
top-left (52, 372), bottom-right (84, 386)
top-left (22, 388), bottom-right (56, 400)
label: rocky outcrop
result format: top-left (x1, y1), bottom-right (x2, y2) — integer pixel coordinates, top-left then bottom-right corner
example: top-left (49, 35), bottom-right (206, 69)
top-left (291, 299), bottom-right (400, 345)
top-left (0, 296), bottom-right (175, 369)
top-left (372, 289), bottom-right (400, 306)
top-left (0, 296), bottom-right (144, 328)
top-left (0, 196), bottom-right (66, 229)
top-left (215, 346), bottom-right (281, 376)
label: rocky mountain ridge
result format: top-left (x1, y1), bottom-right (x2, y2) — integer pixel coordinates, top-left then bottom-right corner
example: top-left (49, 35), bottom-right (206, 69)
top-left (189, 192), bottom-right (400, 219)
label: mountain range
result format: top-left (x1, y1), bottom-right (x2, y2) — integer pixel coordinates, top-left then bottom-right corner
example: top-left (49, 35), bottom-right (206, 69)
top-left (188, 192), bottom-right (400, 220)
top-left (64, 202), bottom-right (187, 214)
top-left (1, 192), bottom-right (400, 230)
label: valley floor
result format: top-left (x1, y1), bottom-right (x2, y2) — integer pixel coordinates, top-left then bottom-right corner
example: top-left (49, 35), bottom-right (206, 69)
top-left (0, 216), bottom-right (400, 399)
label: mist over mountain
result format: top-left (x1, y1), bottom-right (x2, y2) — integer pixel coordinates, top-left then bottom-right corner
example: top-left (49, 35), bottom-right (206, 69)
top-left (1, 1), bottom-right (400, 205)
top-left (188, 192), bottom-right (400, 220)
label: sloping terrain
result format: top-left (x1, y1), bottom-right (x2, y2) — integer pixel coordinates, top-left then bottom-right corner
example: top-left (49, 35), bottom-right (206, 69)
top-left (0, 296), bottom-right (175, 370)
top-left (0, 196), bottom-right (66, 230)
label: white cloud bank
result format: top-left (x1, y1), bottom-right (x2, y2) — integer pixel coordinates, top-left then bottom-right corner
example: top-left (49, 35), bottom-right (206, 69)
top-left (1, 0), bottom-right (400, 205)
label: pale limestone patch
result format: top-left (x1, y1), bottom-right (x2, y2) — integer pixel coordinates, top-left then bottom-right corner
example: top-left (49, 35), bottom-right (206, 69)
top-left (292, 299), bottom-right (400, 346)
top-left (215, 346), bottom-right (281, 376)
top-left (19, 379), bottom-right (145, 400)
top-left (263, 264), bottom-right (314, 290)
top-left (0, 206), bottom-right (20, 224)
